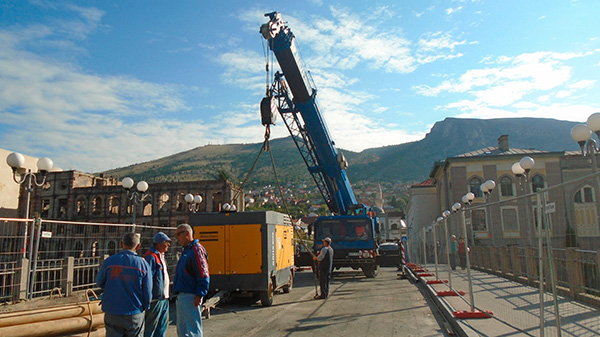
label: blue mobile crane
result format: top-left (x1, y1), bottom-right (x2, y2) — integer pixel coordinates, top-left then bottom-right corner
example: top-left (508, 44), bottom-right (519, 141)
top-left (260, 12), bottom-right (381, 278)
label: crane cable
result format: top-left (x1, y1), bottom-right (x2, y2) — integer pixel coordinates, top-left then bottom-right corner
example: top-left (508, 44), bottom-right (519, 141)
top-left (230, 126), bottom-right (271, 205)
top-left (263, 130), bottom-right (320, 297)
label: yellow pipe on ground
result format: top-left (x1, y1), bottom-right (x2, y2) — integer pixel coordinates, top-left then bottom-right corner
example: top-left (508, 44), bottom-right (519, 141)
top-left (0, 313), bottom-right (104, 337)
top-left (0, 301), bottom-right (102, 327)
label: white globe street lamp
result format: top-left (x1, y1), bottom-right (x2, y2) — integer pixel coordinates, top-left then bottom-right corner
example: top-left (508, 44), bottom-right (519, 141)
top-left (122, 177), bottom-right (150, 230)
top-left (185, 193), bottom-right (203, 213)
top-left (6, 152), bottom-right (54, 299)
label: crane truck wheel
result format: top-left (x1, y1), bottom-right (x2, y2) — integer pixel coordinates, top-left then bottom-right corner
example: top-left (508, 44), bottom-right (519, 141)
top-left (260, 278), bottom-right (274, 306)
top-left (361, 265), bottom-right (378, 278)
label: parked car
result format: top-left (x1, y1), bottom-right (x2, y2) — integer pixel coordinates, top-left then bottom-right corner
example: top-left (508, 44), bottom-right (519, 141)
top-left (376, 242), bottom-right (402, 267)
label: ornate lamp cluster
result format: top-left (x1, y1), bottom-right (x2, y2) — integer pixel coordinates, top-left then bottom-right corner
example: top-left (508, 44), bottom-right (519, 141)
top-left (571, 113), bottom-right (600, 157)
top-left (512, 156), bottom-right (535, 185)
top-left (122, 177), bottom-right (150, 230)
top-left (184, 193), bottom-right (203, 213)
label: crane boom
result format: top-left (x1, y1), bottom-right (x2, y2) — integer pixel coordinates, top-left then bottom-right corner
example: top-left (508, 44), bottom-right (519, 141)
top-left (260, 12), bottom-right (384, 278)
top-left (260, 11), bottom-right (357, 216)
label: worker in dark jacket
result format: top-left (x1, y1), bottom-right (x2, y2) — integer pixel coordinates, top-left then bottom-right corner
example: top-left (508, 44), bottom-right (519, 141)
top-left (313, 237), bottom-right (333, 299)
top-left (96, 232), bottom-right (152, 337)
top-left (143, 232), bottom-right (171, 337)
top-left (173, 224), bottom-right (210, 337)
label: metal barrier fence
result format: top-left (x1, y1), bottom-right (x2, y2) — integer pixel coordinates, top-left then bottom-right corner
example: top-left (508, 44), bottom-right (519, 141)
top-left (0, 218), bottom-right (178, 303)
top-left (407, 169), bottom-right (600, 337)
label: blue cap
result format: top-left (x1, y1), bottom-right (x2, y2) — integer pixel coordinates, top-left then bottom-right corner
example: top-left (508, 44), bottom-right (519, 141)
top-left (153, 232), bottom-right (171, 243)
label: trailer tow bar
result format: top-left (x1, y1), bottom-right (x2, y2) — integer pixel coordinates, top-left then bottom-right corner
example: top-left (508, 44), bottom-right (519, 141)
top-left (202, 290), bottom-right (231, 319)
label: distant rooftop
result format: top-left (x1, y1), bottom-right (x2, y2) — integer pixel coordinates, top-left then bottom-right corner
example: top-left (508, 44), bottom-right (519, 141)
top-left (456, 134), bottom-right (549, 158)
top-left (456, 146), bottom-right (548, 158)
top-left (412, 178), bottom-right (435, 187)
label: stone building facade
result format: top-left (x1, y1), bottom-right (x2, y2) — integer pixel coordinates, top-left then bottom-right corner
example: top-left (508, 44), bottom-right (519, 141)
top-left (22, 170), bottom-right (245, 226)
top-left (9, 170), bottom-right (245, 259)
top-left (413, 135), bottom-right (572, 249)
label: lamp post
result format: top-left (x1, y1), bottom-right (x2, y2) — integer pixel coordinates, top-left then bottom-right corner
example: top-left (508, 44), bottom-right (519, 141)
top-left (462, 192), bottom-right (475, 246)
top-left (512, 156), bottom-right (536, 246)
top-left (442, 210), bottom-right (452, 289)
top-left (6, 152), bottom-right (53, 259)
top-left (460, 195), bottom-right (477, 312)
top-left (184, 193), bottom-right (203, 212)
top-left (571, 114), bottom-right (600, 231)
top-left (480, 179), bottom-right (496, 246)
top-left (122, 177), bottom-right (149, 232)
top-left (431, 220), bottom-right (440, 281)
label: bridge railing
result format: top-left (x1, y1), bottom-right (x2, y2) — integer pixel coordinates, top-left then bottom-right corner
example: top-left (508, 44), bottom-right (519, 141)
top-left (0, 218), bottom-right (178, 303)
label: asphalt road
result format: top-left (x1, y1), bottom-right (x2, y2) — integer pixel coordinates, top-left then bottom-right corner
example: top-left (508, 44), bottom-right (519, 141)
top-left (163, 267), bottom-right (448, 337)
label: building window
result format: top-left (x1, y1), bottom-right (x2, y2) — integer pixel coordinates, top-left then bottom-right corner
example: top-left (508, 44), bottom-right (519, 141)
top-left (76, 197), bottom-right (87, 216)
top-left (574, 185), bottom-right (599, 237)
top-left (109, 195), bottom-right (119, 215)
top-left (158, 193), bottom-right (170, 212)
top-left (57, 198), bottom-right (67, 219)
top-left (142, 199), bottom-right (153, 216)
top-left (92, 196), bottom-right (102, 215)
top-left (106, 240), bottom-right (118, 255)
top-left (532, 175), bottom-right (545, 192)
top-left (575, 186), bottom-right (594, 203)
top-left (177, 193), bottom-right (186, 211)
top-left (90, 241), bottom-right (98, 257)
top-left (500, 176), bottom-right (514, 197)
top-left (500, 207), bottom-right (519, 235)
top-left (469, 177), bottom-right (483, 198)
top-left (471, 209), bottom-right (487, 232)
top-left (73, 241), bottom-right (84, 258)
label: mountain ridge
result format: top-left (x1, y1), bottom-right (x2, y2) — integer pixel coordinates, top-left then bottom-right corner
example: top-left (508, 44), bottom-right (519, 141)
top-left (102, 117), bottom-right (582, 185)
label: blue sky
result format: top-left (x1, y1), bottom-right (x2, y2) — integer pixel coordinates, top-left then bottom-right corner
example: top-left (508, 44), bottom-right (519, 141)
top-left (1, 0), bottom-right (599, 172)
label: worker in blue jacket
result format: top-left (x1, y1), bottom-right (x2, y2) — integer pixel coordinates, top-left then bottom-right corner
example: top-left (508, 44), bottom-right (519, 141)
top-left (173, 224), bottom-right (210, 337)
top-left (143, 232), bottom-right (172, 337)
top-left (96, 232), bottom-right (152, 337)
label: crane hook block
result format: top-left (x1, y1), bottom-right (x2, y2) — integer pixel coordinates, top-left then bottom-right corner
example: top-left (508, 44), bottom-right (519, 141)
top-left (260, 96), bottom-right (278, 126)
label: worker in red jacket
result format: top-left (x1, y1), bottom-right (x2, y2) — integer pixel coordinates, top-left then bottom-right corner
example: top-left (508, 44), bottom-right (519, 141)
top-left (143, 232), bottom-right (171, 337)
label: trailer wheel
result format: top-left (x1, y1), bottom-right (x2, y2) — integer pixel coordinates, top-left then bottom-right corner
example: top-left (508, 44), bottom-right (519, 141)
top-left (282, 272), bottom-right (293, 293)
top-left (260, 279), bottom-right (274, 307)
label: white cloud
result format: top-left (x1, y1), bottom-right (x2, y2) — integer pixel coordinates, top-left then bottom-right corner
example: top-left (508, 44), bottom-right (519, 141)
top-left (414, 51), bottom-right (589, 105)
top-left (446, 7), bottom-right (463, 15)
top-left (0, 11), bottom-right (267, 172)
top-left (420, 50), bottom-right (599, 123)
top-left (271, 7), bottom-right (417, 74)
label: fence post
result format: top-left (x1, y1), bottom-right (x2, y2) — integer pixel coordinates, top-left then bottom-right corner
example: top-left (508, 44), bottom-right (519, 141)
top-left (510, 246), bottom-right (521, 278)
top-left (500, 247), bottom-right (510, 277)
top-left (16, 258), bottom-right (29, 301)
top-left (565, 248), bottom-right (584, 297)
top-left (526, 246), bottom-right (537, 285)
top-left (62, 256), bottom-right (75, 297)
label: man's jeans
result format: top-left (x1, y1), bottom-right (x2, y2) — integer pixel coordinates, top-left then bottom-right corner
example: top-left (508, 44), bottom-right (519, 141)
top-left (144, 299), bottom-right (169, 337)
top-left (176, 293), bottom-right (203, 337)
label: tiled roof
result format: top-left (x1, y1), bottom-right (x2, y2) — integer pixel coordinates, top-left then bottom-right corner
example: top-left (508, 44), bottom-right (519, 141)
top-left (455, 146), bottom-right (548, 158)
top-left (412, 178), bottom-right (435, 187)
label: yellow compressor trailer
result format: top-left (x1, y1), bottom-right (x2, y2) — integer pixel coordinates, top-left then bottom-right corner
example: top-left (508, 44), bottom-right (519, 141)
top-left (189, 211), bottom-right (295, 308)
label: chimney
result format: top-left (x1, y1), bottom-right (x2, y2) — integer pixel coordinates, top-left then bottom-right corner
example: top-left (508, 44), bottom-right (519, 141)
top-left (497, 135), bottom-right (509, 152)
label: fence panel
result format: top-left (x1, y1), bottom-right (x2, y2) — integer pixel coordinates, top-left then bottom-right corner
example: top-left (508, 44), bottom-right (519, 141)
top-left (408, 172), bottom-right (600, 336)
top-left (0, 218), bottom-right (177, 304)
